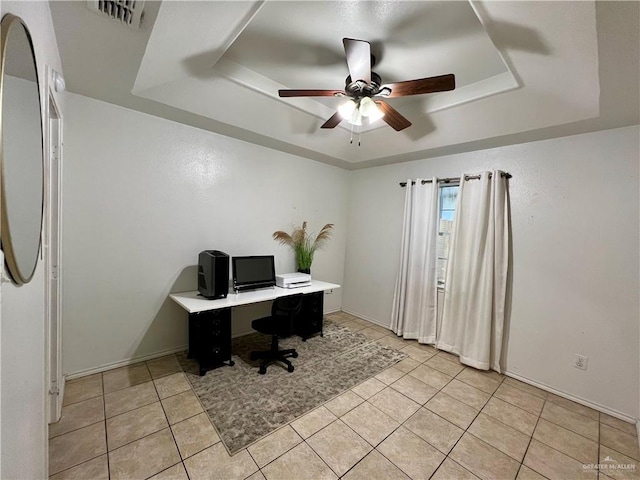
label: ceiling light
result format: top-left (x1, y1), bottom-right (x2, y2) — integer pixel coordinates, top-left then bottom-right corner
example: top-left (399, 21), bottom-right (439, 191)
top-left (338, 97), bottom-right (384, 126)
top-left (360, 97), bottom-right (384, 123)
top-left (338, 99), bottom-right (357, 119)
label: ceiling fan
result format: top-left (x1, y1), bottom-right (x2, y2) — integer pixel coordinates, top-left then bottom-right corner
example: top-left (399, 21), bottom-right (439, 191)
top-left (278, 38), bottom-right (456, 132)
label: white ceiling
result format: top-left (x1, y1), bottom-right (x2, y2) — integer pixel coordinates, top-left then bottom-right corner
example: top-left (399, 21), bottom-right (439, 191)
top-left (49, 1), bottom-right (639, 169)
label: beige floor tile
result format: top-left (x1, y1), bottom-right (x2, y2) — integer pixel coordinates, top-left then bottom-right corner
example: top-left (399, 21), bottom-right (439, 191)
top-left (49, 454), bottom-right (108, 480)
top-left (425, 392), bottom-right (479, 429)
top-left (148, 463), bottom-right (189, 480)
top-left (540, 401), bottom-right (599, 441)
top-left (456, 368), bottom-right (503, 394)
top-left (343, 450), bottom-right (410, 480)
top-left (533, 418), bottom-right (598, 464)
top-left (599, 445), bottom-right (640, 480)
top-left (516, 465), bottom-right (548, 480)
top-left (495, 383), bottom-right (546, 416)
top-left (441, 379), bottom-right (491, 410)
top-left (401, 345), bottom-right (436, 363)
top-left (261, 442), bottom-right (337, 480)
top-left (106, 401), bottom-right (168, 451)
top-left (154, 372), bottom-right (191, 400)
top-left (432, 458), bottom-right (480, 480)
top-left (248, 425), bottom-right (302, 468)
top-left (162, 390), bottom-right (204, 424)
top-left (483, 397), bottom-right (539, 436)
top-left (103, 363), bottom-right (151, 394)
top-left (376, 335), bottom-right (408, 350)
top-left (426, 354), bottom-right (465, 376)
top-left (503, 377), bottom-right (548, 400)
top-left (601, 413), bottom-right (638, 437)
top-left (49, 396), bottom-right (104, 438)
top-left (104, 381), bottom-right (159, 418)
top-left (147, 355), bottom-right (183, 379)
top-left (324, 391), bottom-right (364, 418)
top-left (341, 320), bottom-right (366, 331)
top-left (306, 419), bottom-right (372, 476)
top-left (351, 377), bottom-right (386, 399)
top-left (403, 407), bottom-right (464, 454)
top-left (49, 422), bottom-right (107, 476)
top-left (408, 364), bottom-right (453, 389)
top-left (369, 387), bottom-right (420, 423)
top-left (291, 406), bottom-right (337, 439)
top-left (450, 433), bottom-right (520, 480)
top-left (468, 413), bottom-right (531, 462)
top-left (358, 327), bottom-right (387, 341)
top-left (367, 324), bottom-right (392, 335)
top-left (434, 350), bottom-right (462, 364)
top-left (341, 402), bottom-right (399, 446)
top-left (246, 471), bottom-right (267, 480)
top-left (393, 357), bottom-right (421, 373)
top-left (184, 442), bottom-right (258, 480)
top-left (407, 341), bottom-right (439, 355)
top-left (547, 393), bottom-right (599, 420)
top-left (374, 366), bottom-right (405, 385)
top-left (601, 424), bottom-right (640, 460)
top-left (390, 374), bottom-right (438, 405)
top-left (171, 412), bottom-right (220, 459)
top-left (523, 439), bottom-right (596, 480)
top-left (63, 374), bottom-right (103, 406)
top-left (377, 426), bottom-right (445, 480)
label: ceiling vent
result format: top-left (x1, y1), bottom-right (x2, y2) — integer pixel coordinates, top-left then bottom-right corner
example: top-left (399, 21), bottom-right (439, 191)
top-left (86, 1), bottom-right (145, 29)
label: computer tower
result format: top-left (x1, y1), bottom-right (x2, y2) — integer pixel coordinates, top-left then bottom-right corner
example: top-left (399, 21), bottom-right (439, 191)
top-left (198, 250), bottom-right (229, 299)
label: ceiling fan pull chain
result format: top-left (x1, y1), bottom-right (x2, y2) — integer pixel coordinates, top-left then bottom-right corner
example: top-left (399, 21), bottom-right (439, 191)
top-left (350, 121), bottom-right (354, 144)
top-left (358, 132), bottom-right (361, 147)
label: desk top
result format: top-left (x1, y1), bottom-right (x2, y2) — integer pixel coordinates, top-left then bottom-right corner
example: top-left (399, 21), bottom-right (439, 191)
top-left (169, 280), bottom-right (340, 314)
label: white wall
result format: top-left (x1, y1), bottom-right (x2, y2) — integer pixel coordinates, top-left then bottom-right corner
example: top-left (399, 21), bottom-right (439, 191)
top-left (343, 126), bottom-right (640, 419)
top-left (62, 93), bottom-right (349, 376)
top-left (0, 2), bottom-right (65, 478)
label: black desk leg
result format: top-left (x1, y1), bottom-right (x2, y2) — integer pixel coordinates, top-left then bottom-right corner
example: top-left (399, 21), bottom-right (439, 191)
top-left (188, 308), bottom-right (234, 376)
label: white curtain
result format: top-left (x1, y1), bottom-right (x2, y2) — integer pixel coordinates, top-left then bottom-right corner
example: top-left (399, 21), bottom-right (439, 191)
top-left (390, 178), bottom-right (439, 343)
top-left (437, 171), bottom-right (509, 372)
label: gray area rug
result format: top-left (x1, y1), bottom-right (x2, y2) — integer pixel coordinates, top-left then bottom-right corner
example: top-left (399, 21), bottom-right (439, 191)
top-left (177, 319), bottom-right (407, 454)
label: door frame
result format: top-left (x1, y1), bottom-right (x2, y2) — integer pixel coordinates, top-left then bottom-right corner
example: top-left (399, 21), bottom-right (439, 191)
top-left (43, 65), bottom-right (64, 424)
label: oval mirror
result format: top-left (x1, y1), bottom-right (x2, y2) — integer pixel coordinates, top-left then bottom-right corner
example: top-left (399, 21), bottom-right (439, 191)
top-left (0, 14), bottom-right (44, 284)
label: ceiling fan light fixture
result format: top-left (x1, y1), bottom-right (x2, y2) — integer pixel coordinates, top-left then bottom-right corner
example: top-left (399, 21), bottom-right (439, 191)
top-left (338, 99), bottom-right (357, 119)
top-left (360, 97), bottom-right (384, 123)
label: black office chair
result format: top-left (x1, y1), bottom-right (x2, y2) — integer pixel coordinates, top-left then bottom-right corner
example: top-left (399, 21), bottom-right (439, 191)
top-left (250, 294), bottom-right (303, 374)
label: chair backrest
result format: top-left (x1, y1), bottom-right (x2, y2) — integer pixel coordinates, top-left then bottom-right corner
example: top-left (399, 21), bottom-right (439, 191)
top-left (272, 294), bottom-right (303, 319)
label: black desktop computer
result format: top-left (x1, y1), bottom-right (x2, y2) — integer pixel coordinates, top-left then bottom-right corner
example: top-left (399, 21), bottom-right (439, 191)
top-left (198, 250), bottom-right (229, 299)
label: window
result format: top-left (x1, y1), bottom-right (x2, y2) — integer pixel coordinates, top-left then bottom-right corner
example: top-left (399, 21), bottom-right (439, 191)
top-left (437, 184), bottom-right (459, 287)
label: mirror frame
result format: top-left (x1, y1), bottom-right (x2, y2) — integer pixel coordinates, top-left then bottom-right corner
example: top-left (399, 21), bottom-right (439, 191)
top-left (0, 14), bottom-right (44, 285)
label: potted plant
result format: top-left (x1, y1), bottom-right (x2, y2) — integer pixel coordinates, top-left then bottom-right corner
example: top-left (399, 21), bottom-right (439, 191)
top-left (272, 221), bottom-right (334, 274)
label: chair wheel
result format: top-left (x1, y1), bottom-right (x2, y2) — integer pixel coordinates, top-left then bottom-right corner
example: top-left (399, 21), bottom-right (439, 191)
top-left (228, 360), bottom-right (235, 367)
top-left (259, 366), bottom-right (266, 375)
top-left (292, 352), bottom-right (298, 358)
top-left (287, 365), bottom-right (294, 373)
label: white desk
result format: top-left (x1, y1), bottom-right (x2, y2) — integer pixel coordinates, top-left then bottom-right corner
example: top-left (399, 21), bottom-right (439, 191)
top-left (169, 280), bottom-right (340, 313)
top-left (170, 280), bottom-right (340, 375)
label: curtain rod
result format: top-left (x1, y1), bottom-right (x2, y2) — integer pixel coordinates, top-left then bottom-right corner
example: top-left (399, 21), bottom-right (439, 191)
top-left (399, 172), bottom-right (512, 187)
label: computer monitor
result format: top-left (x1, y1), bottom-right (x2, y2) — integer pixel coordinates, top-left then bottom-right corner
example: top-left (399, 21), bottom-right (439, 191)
top-left (232, 255), bottom-right (276, 292)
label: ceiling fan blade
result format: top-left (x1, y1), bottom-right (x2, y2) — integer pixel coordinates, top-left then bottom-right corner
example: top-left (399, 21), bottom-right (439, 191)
top-left (320, 112), bottom-right (343, 129)
top-left (376, 100), bottom-right (412, 131)
top-left (279, 89), bottom-right (344, 97)
top-left (382, 74), bottom-right (455, 98)
top-left (343, 38), bottom-right (371, 84)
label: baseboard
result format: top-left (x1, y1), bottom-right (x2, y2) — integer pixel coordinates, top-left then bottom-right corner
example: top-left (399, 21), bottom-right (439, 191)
top-left (505, 370), bottom-right (637, 423)
top-left (65, 345), bottom-right (188, 381)
top-left (636, 419), bottom-right (640, 439)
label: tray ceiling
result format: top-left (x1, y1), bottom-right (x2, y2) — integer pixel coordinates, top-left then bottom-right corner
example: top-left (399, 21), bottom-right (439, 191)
top-left (49, 1), bottom-right (639, 169)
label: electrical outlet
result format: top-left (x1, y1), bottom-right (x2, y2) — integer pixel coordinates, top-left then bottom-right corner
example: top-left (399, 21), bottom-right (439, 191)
top-left (573, 354), bottom-right (589, 370)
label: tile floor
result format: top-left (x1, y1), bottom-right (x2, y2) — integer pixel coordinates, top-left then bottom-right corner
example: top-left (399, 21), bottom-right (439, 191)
top-left (49, 312), bottom-right (639, 480)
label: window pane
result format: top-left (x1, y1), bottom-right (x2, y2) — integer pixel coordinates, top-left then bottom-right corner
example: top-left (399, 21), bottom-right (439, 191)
top-left (437, 185), bottom-right (459, 286)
